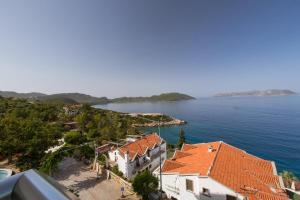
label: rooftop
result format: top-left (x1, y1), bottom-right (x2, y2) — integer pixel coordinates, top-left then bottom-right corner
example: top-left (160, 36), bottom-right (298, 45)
top-left (162, 141), bottom-right (288, 200)
top-left (119, 133), bottom-right (163, 161)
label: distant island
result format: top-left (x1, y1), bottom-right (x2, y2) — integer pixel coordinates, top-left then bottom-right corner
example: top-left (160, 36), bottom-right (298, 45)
top-left (214, 89), bottom-right (297, 97)
top-left (0, 91), bottom-right (195, 105)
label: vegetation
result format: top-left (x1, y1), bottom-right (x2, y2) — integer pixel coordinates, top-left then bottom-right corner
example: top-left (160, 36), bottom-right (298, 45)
top-left (0, 98), bottom-right (64, 170)
top-left (167, 143), bottom-right (176, 159)
top-left (38, 93), bottom-right (109, 105)
top-left (112, 92), bottom-right (195, 103)
top-left (0, 91), bottom-right (195, 105)
top-left (64, 131), bottom-right (87, 145)
top-left (97, 154), bottom-right (107, 165)
top-left (111, 165), bottom-right (124, 177)
top-left (132, 170), bottom-right (158, 200)
top-left (40, 149), bottom-right (67, 176)
top-left (132, 114), bottom-right (174, 125)
top-left (280, 170), bottom-right (298, 187)
top-left (0, 97), bottom-right (141, 173)
top-left (292, 194), bottom-right (300, 200)
top-left (177, 128), bottom-right (186, 149)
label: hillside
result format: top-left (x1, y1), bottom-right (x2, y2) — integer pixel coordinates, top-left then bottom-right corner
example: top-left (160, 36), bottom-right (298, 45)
top-left (215, 89), bottom-right (297, 97)
top-left (37, 93), bottom-right (110, 105)
top-left (112, 92), bottom-right (195, 103)
top-left (0, 91), bottom-right (195, 105)
top-left (0, 91), bottom-right (46, 99)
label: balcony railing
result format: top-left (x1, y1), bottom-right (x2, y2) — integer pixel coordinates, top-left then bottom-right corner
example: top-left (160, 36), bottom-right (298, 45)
top-left (0, 169), bottom-right (78, 200)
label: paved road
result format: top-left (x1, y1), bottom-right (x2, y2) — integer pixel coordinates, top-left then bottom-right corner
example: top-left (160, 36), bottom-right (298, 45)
top-left (53, 157), bottom-right (139, 200)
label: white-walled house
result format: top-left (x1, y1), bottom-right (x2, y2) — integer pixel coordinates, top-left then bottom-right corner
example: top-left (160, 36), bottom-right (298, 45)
top-left (154, 141), bottom-right (288, 200)
top-left (108, 133), bottom-right (166, 180)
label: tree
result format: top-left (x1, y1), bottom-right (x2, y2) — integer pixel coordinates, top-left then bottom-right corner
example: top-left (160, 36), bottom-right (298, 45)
top-left (40, 151), bottom-right (65, 176)
top-left (280, 170), bottom-right (298, 187)
top-left (132, 170), bottom-right (158, 200)
top-left (64, 131), bottom-right (86, 145)
top-left (177, 128), bottom-right (186, 149)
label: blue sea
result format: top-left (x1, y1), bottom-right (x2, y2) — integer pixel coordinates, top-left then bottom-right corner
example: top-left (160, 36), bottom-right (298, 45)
top-left (95, 96), bottom-right (300, 177)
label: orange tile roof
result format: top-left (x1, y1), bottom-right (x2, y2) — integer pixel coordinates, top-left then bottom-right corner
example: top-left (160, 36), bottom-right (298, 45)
top-left (162, 142), bottom-right (220, 175)
top-left (119, 133), bottom-right (162, 161)
top-left (162, 141), bottom-right (288, 200)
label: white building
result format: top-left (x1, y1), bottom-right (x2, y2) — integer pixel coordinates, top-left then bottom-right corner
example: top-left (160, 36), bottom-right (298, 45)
top-left (63, 104), bottom-right (82, 116)
top-left (154, 141), bottom-right (288, 200)
top-left (108, 133), bottom-right (166, 180)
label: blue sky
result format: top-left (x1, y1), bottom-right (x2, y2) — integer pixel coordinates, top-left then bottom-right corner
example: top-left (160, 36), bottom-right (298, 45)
top-left (0, 0), bottom-right (299, 98)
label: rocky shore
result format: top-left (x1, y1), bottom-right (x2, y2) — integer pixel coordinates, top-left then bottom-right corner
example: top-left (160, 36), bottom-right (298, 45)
top-left (130, 113), bottom-right (187, 127)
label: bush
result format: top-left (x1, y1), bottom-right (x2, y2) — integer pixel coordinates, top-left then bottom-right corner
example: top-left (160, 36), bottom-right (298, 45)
top-left (112, 165), bottom-right (123, 177)
top-left (97, 154), bottom-right (107, 165)
top-left (80, 145), bottom-right (94, 160)
top-left (132, 170), bottom-right (158, 200)
top-left (40, 150), bottom-right (66, 175)
top-left (64, 131), bottom-right (86, 145)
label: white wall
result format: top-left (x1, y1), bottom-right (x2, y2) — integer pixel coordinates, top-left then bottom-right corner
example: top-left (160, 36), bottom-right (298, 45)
top-left (108, 149), bottom-right (117, 162)
top-left (109, 142), bottom-right (167, 180)
top-left (160, 174), bottom-right (244, 200)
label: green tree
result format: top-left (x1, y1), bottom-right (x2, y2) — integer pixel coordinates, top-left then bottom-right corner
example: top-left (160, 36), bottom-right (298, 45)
top-left (132, 170), bottom-right (158, 200)
top-left (64, 131), bottom-right (86, 145)
top-left (280, 170), bottom-right (298, 187)
top-left (40, 151), bottom-right (65, 176)
top-left (177, 128), bottom-right (186, 149)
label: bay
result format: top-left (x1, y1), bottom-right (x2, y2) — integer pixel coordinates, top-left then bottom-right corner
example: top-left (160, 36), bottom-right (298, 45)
top-left (95, 95), bottom-right (300, 177)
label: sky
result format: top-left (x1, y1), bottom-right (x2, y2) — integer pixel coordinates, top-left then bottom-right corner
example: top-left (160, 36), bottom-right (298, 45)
top-left (0, 0), bottom-right (300, 98)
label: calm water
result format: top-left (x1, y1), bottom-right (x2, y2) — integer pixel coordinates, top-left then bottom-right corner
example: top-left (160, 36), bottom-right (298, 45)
top-left (95, 96), bottom-right (300, 177)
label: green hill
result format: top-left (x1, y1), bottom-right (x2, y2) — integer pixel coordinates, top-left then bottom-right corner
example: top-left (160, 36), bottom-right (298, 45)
top-left (0, 91), bottom-right (195, 105)
top-left (37, 93), bottom-right (109, 105)
top-left (0, 91), bottom-right (46, 99)
top-left (112, 92), bottom-right (195, 103)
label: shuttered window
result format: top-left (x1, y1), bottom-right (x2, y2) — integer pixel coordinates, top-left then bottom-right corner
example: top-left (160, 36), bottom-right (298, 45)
top-left (186, 179), bottom-right (194, 192)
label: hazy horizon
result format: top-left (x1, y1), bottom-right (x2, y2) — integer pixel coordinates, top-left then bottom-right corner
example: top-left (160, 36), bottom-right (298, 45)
top-left (1, 0), bottom-right (300, 98)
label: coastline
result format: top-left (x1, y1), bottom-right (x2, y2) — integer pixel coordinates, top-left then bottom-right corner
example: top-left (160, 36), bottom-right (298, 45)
top-left (129, 113), bottom-right (187, 127)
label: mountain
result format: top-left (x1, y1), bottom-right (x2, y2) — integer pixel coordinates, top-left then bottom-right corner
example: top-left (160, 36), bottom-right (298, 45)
top-left (0, 91), bottom-right (195, 105)
top-left (214, 89), bottom-right (297, 97)
top-left (0, 91), bottom-right (46, 98)
top-left (37, 93), bottom-right (110, 105)
top-left (112, 92), bottom-right (195, 103)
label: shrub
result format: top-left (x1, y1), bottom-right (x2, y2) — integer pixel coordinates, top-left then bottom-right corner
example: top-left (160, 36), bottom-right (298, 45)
top-left (80, 145), bottom-right (94, 160)
top-left (64, 131), bottom-right (86, 145)
top-left (112, 165), bottom-right (123, 177)
top-left (132, 170), bottom-right (158, 200)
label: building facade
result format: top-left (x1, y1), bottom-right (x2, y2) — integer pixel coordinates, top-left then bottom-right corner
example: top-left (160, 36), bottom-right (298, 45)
top-left (108, 133), bottom-right (166, 180)
top-left (155, 141), bottom-right (288, 200)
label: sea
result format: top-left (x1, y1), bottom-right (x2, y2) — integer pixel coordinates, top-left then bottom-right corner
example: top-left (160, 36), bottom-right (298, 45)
top-left (95, 95), bottom-right (300, 177)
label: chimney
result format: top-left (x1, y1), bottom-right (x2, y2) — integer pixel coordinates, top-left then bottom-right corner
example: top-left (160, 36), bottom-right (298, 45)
top-left (125, 150), bottom-right (130, 163)
top-left (208, 145), bottom-right (214, 152)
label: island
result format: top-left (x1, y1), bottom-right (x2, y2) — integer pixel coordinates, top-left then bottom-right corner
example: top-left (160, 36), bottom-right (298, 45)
top-left (0, 91), bottom-right (195, 105)
top-left (214, 89), bottom-right (297, 97)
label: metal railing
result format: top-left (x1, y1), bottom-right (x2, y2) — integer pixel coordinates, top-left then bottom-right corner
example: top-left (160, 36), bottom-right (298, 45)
top-left (0, 169), bottom-right (78, 200)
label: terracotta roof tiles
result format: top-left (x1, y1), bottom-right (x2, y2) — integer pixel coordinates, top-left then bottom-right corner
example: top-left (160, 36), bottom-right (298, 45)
top-left (162, 141), bottom-right (288, 200)
top-left (119, 133), bottom-right (162, 161)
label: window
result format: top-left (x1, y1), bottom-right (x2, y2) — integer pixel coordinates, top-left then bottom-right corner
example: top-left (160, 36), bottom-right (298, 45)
top-left (226, 195), bottom-right (237, 200)
top-left (186, 179), bottom-right (194, 192)
top-left (202, 188), bottom-right (211, 197)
